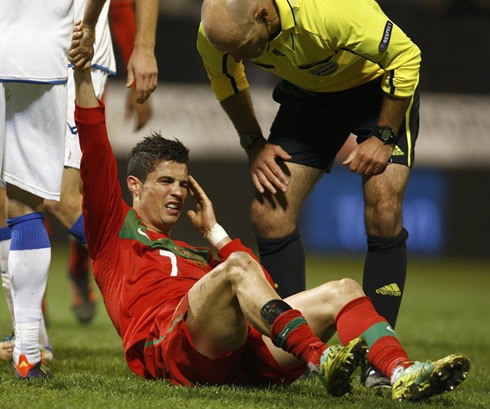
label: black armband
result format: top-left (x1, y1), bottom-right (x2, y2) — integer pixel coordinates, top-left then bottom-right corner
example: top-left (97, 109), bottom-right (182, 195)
top-left (260, 299), bottom-right (292, 326)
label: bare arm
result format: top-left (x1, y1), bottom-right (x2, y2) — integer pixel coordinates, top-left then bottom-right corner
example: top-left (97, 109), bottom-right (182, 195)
top-left (126, 0), bottom-right (159, 103)
top-left (221, 90), bottom-right (292, 194)
top-left (109, 0), bottom-right (153, 129)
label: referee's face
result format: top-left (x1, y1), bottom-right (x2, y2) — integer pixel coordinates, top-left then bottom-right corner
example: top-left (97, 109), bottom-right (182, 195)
top-left (230, 23), bottom-right (269, 62)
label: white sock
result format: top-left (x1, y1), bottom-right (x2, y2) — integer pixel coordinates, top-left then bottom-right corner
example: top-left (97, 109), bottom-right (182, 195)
top-left (9, 247), bottom-right (51, 364)
top-left (39, 315), bottom-right (49, 348)
top-left (15, 322), bottom-right (41, 364)
top-left (0, 238), bottom-right (15, 331)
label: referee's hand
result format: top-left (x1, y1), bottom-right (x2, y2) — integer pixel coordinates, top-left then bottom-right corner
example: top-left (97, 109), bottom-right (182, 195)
top-left (246, 140), bottom-right (291, 194)
top-left (342, 136), bottom-right (392, 176)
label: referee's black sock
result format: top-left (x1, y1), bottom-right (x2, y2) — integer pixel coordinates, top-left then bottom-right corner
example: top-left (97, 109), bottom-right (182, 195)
top-left (362, 228), bottom-right (408, 329)
top-left (257, 228), bottom-right (305, 298)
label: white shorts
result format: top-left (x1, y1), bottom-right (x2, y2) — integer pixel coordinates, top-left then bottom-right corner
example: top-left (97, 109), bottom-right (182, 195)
top-left (0, 81), bottom-right (67, 201)
top-left (65, 68), bottom-right (109, 169)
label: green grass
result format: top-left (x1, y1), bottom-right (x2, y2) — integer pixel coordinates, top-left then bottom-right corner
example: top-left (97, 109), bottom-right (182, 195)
top-left (0, 248), bottom-right (489, 408)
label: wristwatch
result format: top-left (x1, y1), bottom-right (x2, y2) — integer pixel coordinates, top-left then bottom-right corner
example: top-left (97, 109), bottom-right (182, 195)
top-left (372, 125), bottom-right (399, 145)
top-left (239, 132), bottom-right (265, 149)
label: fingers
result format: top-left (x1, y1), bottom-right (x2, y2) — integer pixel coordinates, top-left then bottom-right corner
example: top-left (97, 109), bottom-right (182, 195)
top-left (126, 52), bottom-right (158, 103)
top-left (125, 88), bottom-right (153, 130)
top-left (188, 176), bottom-right (209, 202)
top-left (342, 141), bottom-right (391, 176)
top-left (69, 21), bottom-right (95, 70)
top-left (126, 66), bottom-right (135, 88)
top-left (249, 145), bottom-right (290, 194)
top-left (134, 99), bottom-right (152, 130)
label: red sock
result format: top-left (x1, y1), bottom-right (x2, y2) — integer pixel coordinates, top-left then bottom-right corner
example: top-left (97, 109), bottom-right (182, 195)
top-left (335, 296), bottom-right (411, 378)
top-left (68, 240), bottom-right (89, 280)
top-left (270, 309), bottom-right (327, 365)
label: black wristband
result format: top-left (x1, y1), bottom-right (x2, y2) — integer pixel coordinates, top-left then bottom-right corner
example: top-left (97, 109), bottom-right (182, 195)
top-left (239, 132), bottom-right (265, 149)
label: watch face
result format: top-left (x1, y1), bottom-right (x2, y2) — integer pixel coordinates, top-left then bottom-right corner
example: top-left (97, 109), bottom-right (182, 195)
top-left (380, 128), bottom-right (393, 142)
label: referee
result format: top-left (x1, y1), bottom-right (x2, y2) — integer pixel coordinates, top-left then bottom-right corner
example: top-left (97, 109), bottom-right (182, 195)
top-left (198, 0), bottom-right (421, 389)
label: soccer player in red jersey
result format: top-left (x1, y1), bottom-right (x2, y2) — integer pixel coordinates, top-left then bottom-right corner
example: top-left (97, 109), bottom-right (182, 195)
top-left (71, 24), bottom-right (469, 401)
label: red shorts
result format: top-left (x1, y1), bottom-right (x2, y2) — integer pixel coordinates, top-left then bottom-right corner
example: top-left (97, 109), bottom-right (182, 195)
top-left (143, 296), bottom-right (306, 386)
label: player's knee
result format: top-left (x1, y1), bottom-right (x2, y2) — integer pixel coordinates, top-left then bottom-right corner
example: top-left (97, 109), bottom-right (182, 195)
top-left (324, 278), bottom-right (364, 307)
top-left (224, 252), bottom-right (261, 283)
top-left (365, 199), bottom-right (402, 236)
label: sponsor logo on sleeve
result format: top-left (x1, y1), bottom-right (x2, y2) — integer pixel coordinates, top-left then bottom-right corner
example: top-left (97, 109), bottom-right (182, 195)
top-left (379, 21), bottom-right (393, 51)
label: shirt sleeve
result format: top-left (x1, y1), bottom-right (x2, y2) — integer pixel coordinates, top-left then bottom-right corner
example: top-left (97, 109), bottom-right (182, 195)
top-left (196, 23), bottom-right (250, 101)
top-left (314, 0), bottom-right (421, 97)
top-left (75, 102), bottom-right (127, 259)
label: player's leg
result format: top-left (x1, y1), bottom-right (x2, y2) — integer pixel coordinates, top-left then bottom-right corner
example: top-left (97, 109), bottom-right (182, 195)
top-left (252, 81), bottom-right (351, 298)
top-left (186, 252), bottom-right (330, 363)
top-left (186, 252), bottom-right (367, 395)
top-left (3, 82), bottom-right (66, 378)
top-left (351, 82), bottom-right (420, 389)
top-left (251, 162), bottom-right (323, 297)
top-left (6, 186), bottom-right (52, 378)
top-left (0, 89), bottom-right (14, 361)
top-left (361, 85), bottom-right (419, 331)
top-left (362, 164), bottom-right (410, 327)
top-left (265, 283), bottom-right (469, 401)
top-left (44, 167), bottom-right (96, 323)
top-left (0, 185), bottom-right (15, 361)
top-left (0, 187), bottom-right (14, 329)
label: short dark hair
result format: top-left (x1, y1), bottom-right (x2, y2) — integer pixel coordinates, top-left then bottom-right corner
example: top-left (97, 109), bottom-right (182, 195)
top-left (127, 132), bottom-right (189, 182)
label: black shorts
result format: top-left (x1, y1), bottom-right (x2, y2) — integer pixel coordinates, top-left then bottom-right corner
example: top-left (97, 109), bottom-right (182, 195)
top-left (268, 78), bottom-right (420, 171)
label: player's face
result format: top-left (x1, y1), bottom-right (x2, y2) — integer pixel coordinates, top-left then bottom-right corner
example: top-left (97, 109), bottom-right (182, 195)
top-left (138, 160), bottom-right (189, 234)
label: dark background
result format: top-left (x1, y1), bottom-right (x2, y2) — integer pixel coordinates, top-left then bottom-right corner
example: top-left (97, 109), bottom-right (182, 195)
top-left (114, 1), bottom-right (490, 94)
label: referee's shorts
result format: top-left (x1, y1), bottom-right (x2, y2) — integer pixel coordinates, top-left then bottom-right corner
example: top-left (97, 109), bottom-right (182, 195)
top-left (268, 77), bottom-right (420, 172)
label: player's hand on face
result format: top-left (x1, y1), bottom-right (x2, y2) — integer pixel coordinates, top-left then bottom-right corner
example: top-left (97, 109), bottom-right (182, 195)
top-left (126, 47), bottom-right (158, 104)
top-left (186, 176), bottom-right (217, 236)
top-left (342, 136), bottom-right (392, 176)
top-left (246, 140), bottom-right (292, 194)
top-left (125, 87), bottom-right (153, 131)
top-left (69, 21), bottom-right (96, 71)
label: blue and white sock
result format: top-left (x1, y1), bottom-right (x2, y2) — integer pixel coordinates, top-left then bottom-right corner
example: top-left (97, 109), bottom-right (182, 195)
top-left (7, 212), bottom-right (51, 364)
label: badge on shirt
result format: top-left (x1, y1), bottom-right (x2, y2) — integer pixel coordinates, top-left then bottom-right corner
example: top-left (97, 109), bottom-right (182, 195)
top-left (379, 21), bottom-right (393, 51)
top-left (310, 62), bottom-right (338, 76)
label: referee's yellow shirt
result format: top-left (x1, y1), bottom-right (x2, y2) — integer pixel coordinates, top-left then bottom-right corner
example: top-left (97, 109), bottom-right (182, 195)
top-left (197, 0), bottom-right (421, 101)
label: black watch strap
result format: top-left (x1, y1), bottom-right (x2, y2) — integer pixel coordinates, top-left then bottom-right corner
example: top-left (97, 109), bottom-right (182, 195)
top-left (239, 132), bottom-right (265, 149)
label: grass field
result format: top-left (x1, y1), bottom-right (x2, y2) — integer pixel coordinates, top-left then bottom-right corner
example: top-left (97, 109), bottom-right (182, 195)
top-left (0, 247), bottom-right (489, 409)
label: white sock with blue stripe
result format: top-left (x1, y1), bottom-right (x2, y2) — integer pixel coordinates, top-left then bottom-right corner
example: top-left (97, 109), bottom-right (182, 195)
top-left (7, 212), bottom-right (51, 365)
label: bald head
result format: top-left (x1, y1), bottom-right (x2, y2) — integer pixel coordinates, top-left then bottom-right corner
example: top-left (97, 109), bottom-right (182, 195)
top-left (201, 0), bottom-right (267, 53)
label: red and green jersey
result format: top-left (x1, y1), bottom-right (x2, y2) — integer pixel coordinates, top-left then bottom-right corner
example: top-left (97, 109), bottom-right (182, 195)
top-left (75, 102), bottom-right (263, 377)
